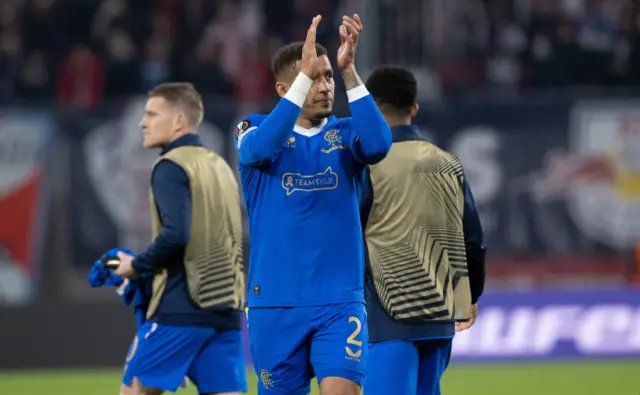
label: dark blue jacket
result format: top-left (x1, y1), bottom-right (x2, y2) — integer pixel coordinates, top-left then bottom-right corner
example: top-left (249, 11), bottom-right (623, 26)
top-left (132, 134), bottom-right (242, 329)
top-left (362, 125), bottom-right (486, 342)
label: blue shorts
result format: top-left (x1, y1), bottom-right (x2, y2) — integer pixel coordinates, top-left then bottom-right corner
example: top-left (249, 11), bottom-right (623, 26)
top-left (122, 322), bottom-right (248, 393)
top-left (124, 335), bottom-right (193, 389)
top-left (364, 338), bottom-right (452, 395)
top-left (248, 302), bottom-right (367, 395)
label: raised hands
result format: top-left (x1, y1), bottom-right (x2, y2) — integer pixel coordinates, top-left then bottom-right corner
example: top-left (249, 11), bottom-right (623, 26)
top-left (300, 15), bottom-right (322, 78)
top-left (337, 14), bottom-right (363, 71)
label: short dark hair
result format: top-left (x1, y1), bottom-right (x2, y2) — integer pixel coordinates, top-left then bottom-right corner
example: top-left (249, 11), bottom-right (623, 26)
top-left (365, 66), bottom-right (417, 116)
top-left (271, 42), bottom-right (328, 79)
top-left (148, 82), bottom-right (204, 126)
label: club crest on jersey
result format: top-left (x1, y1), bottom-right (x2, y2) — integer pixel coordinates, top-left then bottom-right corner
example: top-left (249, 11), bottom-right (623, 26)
top-left (234, 120), bottom-right (251, 139)
top-left (321, 129), bottom-right (345, 153)
top-left (282, 167), bottom-right (339, 196)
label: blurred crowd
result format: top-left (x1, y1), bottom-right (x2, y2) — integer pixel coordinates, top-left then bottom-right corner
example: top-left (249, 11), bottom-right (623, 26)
top-left (0, 0), bottom-right (340, 108)
top-left (422, 0), bottom-right (640, 94)
top-left (1, 0), bottom-right (640, 108)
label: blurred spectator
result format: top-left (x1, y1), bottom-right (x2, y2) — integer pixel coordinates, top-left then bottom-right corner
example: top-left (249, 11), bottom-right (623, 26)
top-left (91, 0), bottom-right (129, 41)
top-left (21, 0), bottom-right (64, 53)
top-left (57, 43), bottom-right (104, 109)
top-left (200, 0), bottom-right (260, 80)
top-left (524, 18), bottom-right (584, 87)
top-left (103, 27), bottom-right (139, 99)
top-left (15, 50), bottom-right (53, 100)
top-left (188, 40), bottom-right (234, 96)
top-left (0, 26), bottom-right (21, 100)
top-left (139, 35), bottom-right (174, 92)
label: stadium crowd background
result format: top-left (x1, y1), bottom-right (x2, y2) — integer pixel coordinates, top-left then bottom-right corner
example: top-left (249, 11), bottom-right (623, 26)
top-left (0, 0), bottom-right (639, 394)
top-left (2, 0), bottom-right (640, 107)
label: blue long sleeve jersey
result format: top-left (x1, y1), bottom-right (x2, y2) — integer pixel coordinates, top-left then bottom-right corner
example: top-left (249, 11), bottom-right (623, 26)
top-left (235, 83), bottom-right (392, 307)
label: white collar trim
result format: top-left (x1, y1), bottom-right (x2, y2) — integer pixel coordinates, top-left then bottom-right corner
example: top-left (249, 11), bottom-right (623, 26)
top-left (293, 118), bottom-right (328, 137)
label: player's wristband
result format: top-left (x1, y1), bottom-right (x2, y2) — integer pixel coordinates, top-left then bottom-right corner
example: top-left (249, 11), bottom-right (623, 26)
top-left (347, 84), bottom-right (370, 103)
top-left (284, 73), bottom-right (313, 107)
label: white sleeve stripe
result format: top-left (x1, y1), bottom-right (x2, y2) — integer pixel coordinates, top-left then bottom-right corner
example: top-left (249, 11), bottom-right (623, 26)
top-left (116, 278), bottom-right (129, 296)
top-left (347, 84), bottom-right (370, 103)
top-left (237, 126), bottom-right (257, 148)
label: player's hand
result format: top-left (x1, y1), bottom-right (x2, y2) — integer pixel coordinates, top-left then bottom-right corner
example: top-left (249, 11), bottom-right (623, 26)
top-left (337, 14), bottom-right (362, 71)
top-left (455, 304), bottom-right (478, 332)
top-left (114, 251), bottom-right (138, 279)
top-left (300, 15), bottom-right (322, 78)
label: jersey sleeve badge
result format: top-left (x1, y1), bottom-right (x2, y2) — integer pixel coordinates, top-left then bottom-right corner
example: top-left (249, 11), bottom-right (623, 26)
top-left (234, 120), bottom-right (251, 139)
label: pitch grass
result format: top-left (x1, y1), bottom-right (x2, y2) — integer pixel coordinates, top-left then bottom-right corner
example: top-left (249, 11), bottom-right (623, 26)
top-left (0, 361), bottom-right (637, 395)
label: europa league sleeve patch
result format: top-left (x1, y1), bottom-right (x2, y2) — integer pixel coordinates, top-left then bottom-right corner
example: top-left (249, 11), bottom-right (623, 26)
top-left (234, 120), bottom-right (251, 139)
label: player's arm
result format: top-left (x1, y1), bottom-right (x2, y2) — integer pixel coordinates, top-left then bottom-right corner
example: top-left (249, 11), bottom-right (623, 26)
top-left (131, 160), bottom-right (191, 274)
top-left (237, 17), bottom-right (321, 166)
top-left (342, 67), bottom-right (392, 164)
top-left (236, 76), bottom-right (311, 166)
top-left (337, 14), bottom-right (392, 164)
top-left (461, 174), bottom-right (486, 304)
